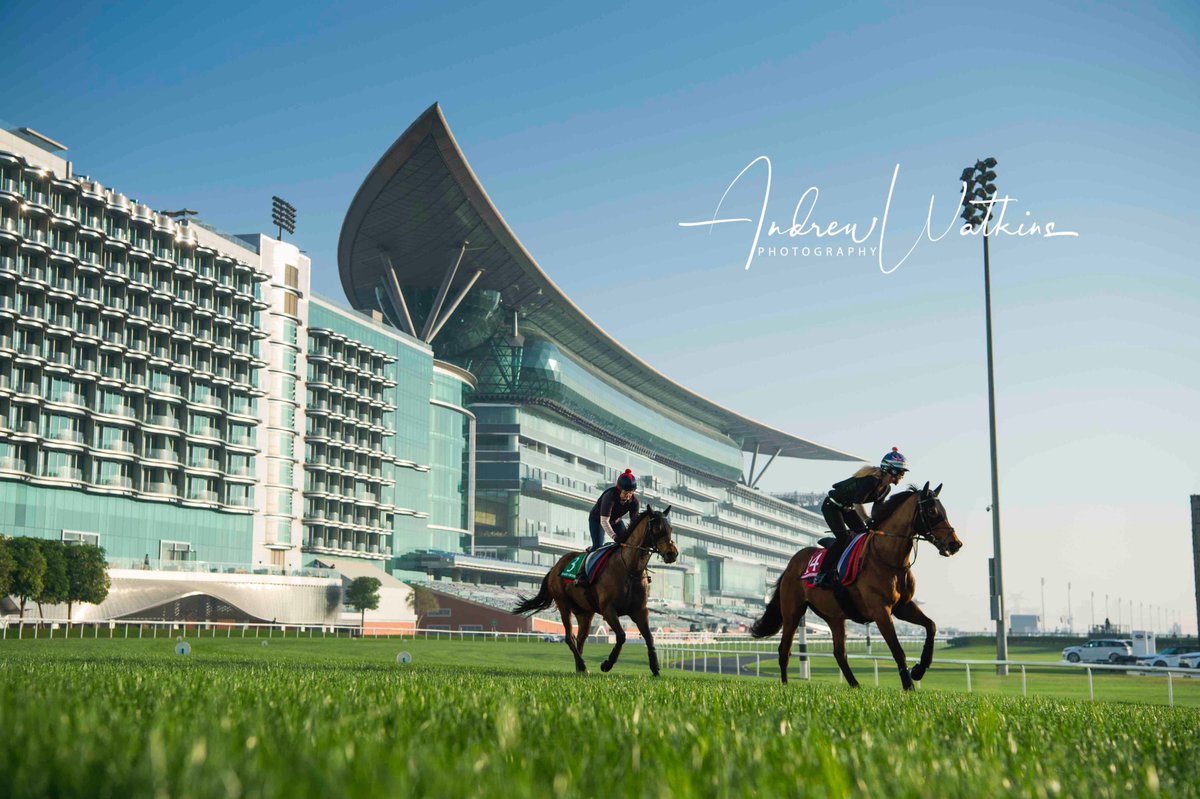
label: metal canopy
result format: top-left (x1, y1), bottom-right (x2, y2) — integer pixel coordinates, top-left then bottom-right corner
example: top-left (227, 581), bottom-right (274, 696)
top-left (338, 103), bottom-right (861, 464)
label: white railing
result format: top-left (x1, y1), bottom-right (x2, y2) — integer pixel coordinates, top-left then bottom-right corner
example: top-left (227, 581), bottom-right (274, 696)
top-left (3, 621), bottom-right (1192, 706)
top-left (655, 642), bottom-right (1199, 707)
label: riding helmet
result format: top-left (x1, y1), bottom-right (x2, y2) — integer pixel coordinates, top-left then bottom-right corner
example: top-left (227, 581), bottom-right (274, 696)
top-left (616, 469), bottom-right (637, 491)
top-left (880, 447), bottom-right (908, 475)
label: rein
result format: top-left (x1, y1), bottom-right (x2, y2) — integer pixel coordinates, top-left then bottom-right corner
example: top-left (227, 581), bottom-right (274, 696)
top-left (872, 492), bottom-right (954, 557)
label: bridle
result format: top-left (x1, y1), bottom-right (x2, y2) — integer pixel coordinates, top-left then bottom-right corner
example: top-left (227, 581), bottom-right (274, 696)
top-left (874, 491), bottom-right (957, 556)
top-left (620, 512), bottom-right (673, 559)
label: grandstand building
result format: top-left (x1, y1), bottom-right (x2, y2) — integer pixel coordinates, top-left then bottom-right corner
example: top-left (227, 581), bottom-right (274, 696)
top-left (0, 107), bottom-right (858, 623)
top-left (338, 104), bottom-right (859, 611)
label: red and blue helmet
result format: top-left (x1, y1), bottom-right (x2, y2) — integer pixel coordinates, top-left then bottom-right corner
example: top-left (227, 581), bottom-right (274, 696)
top-left (880, 448), bottom-right (908, 476)
top-left (616, 469), bottom-right (637, 491)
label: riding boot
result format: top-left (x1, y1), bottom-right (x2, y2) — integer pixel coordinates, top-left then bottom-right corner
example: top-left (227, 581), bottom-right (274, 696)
top-left (814, 538), bottom-right (847, 588)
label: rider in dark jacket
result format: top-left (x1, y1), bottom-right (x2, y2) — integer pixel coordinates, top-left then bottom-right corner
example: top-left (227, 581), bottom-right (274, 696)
top-left (588, 469), bottom-right (640, 550)
top-left (813, 448), bottom-right (908, 588)
top-left (575, 470), bottom-right (640, 588)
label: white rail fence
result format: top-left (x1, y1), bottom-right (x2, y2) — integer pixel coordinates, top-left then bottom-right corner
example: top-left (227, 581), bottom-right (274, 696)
top-left (656, 641), bottom-right (1199, 707)
top-left (3, 619), bottom-right (1194, 707)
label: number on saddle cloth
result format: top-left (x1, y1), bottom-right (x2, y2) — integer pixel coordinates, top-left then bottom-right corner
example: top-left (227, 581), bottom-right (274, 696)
top-left (563, 542), bottom-right (618, 582)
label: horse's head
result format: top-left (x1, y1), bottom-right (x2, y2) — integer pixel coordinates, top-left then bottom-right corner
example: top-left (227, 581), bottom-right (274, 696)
top-left (913, 482), bottom-right (962, 557)
top-left (643, 504), bottom-right (679, 564)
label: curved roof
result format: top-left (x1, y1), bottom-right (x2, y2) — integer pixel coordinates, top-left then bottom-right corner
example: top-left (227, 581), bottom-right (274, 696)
top-left (338, 103), bottom-right (859, 463)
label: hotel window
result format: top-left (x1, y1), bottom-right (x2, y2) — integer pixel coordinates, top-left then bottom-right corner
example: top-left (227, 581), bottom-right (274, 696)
top-left (283, 293), bottom-right (298, 317)
top-left (159, 540), bottom-right (195, 562)
top-left (284, 264), bottom-right (299, 289)
top-left (61, 530), bottom-right (101, 547)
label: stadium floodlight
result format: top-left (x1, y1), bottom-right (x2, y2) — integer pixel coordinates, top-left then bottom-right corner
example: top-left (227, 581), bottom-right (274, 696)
top-left (272, 195), bottom-right (297, 240)
top-left (960, 157), bottom-right (1007, 674)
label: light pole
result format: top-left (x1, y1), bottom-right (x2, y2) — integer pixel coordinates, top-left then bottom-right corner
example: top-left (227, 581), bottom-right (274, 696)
top-left (1067, 582), bottom-right (1073, 634)
top-left (1041, 577), bottom-right (1046, 633)
top-left (960, 158), bottom-right (1007, 670)
top-left (1090, 591), bottom-right (1095, 632)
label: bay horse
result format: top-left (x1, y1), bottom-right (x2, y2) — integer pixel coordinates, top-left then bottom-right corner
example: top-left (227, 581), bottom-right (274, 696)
top-left (513, 505), bottom-right (679, 676)
top-left (751, 483), bottom-right (962, 690)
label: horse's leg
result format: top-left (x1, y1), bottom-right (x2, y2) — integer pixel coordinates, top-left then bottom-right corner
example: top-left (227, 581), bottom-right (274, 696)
top-left (778, 616), bottom-right (798, 685)
top-left (599, 610), bottom-right (626, 673)
top-left (873, 609), bottom-right (913, 690)
top-left (630, 607), bottom-right (660, 677)
top-left (557, 601), bottom-right (586, 673)
top-left (830, 617), bottom-right (859, 688)
top-left (892, 600), bottom-right (936, 681)
top-left (574, 611), bottom-right (595, 660)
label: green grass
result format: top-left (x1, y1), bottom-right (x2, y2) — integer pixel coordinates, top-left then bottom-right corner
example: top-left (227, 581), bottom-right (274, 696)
top-left (1, 638), bottom-right (1197, 798)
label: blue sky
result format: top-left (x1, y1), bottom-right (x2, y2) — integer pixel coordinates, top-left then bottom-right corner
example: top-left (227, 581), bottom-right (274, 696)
top-left (3, 0), bottom-right (1198, 632)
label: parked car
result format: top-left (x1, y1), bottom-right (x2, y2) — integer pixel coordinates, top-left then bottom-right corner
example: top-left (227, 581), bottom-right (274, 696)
top-left (1137, 646), bottom-right (1200, 668)
top-left (1062, 639), bottom-right (1133, 664)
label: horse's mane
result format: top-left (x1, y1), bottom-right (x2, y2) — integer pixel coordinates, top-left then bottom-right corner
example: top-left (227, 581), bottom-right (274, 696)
top-left (631, 507), bottom-right (654, 528)
top-left (869, 486), bottom-right (920, 526)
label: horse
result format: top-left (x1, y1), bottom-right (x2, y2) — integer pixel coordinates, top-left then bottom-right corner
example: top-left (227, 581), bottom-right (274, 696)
top-left (513, 505), bottom-right (679, 676)
top-left (750, 482), bottom-right (962, 690)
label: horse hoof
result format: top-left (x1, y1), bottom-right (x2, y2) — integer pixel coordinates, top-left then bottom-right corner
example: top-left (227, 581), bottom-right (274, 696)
top-left (601, 661), bottom-right (613, 673)
top-left (651, 671), bottom-right (660, 678)
top-left (847, 681), bottom-right (861, 689)
top-left (902, 682), bottom-right (915, 692)
top-left (910, 664), bottom-right (926, 681)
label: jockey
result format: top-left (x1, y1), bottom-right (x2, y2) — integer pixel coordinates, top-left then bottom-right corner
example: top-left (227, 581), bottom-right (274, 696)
top-left (813, 448), bottom-right (908, 589)
top-left (587, 469), bottom-right (640, 550)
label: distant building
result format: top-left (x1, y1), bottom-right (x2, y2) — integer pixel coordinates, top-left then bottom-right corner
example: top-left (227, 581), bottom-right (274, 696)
top-left (1010, 614), bottom-right (1040, 634)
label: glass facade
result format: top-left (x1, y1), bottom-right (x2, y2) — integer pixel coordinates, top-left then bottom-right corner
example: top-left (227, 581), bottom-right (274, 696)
top-left (301, 298), bottom-right (469, 566)
top-left (0, 116), bottom-right (845, 618)
top-left (0, 140), bottom-right (269, 567)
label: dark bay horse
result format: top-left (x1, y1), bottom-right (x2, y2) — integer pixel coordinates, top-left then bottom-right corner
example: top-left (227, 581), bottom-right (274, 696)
top-left (513, 505), bottom-right (679, 676)
top-left (751, 483), bottom-right (962, 690)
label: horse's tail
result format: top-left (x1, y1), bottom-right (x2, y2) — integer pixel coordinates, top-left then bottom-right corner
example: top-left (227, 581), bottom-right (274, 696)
top-left (512, 572), bottom-right (555, 616)
top-left (750, 578), bottom-right (784, 638)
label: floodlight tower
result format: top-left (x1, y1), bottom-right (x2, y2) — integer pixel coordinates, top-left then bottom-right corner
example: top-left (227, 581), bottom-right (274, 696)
top-left (272, 196), bottom-right (297, 240)
top-left (959, 157), bottom-right (1007, 673)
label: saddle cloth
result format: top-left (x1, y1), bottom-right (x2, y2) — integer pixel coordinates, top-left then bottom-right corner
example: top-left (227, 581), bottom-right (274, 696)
top-left (562, 543), bottom-right (619, 584)
top-left (800, 533), bottom-right (871, 587)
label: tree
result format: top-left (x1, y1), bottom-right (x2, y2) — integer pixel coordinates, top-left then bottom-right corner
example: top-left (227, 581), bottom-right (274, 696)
top-left (0, 537), bottom-right (14, 601)
top-left (64, 544), bottom-right (110, 622)
top-left (406, 584), bottom-right (440, 629)
top-left (344, 576), bottom-right (381, 632)
top-left (34, 539), bottom-right (69, 618)
top-left (7, 537), bottom-right (46, 620)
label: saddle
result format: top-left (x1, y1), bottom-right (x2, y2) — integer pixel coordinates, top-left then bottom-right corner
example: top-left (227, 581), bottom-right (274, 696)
top-left (562, 543), bottom-right (619, 584)
top-left (801, 533), bottom-right (871, 588)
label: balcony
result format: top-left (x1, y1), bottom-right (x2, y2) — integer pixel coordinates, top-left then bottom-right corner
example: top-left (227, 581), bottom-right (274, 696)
top-left (45, 466), bottom-right (84, 481)
top-left (147, 449), bottom-right (180, 462)
top-left (49, 428), bottom-right (85, 444)
top-left (98, 439), bottom-right (136, 453)
top-left (146, 482), bottom-right (178, 496)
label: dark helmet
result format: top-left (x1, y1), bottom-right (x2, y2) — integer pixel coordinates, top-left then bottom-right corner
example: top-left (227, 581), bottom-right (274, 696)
top-left (616, 469), bottom-right (637, 491)
top-left (880, 447), bottom-right (909, 476)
